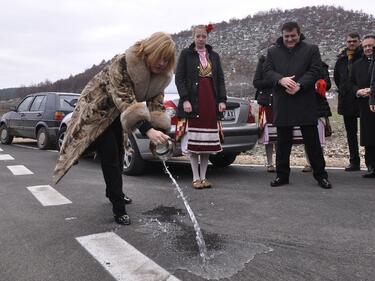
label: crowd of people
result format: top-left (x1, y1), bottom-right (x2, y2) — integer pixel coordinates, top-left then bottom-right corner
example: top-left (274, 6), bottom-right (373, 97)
top-left (53, 22), bottom-right (375, 225)
top-left (254, 23), bottom-right (375, 187)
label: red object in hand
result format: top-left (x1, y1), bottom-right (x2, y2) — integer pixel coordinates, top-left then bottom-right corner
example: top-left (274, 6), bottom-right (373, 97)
top-left (315, 79), bottom-right (327, 97)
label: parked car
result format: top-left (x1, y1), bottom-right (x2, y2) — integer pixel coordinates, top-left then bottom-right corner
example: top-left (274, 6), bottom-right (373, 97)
top-left (0, 92), bottom-right (80, 149)
top-left (58, 79), bottom-right (259, 175)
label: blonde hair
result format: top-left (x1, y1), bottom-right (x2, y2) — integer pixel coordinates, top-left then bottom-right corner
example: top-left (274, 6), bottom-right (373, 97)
top-left (134, 32), bottom-right (176, 73)
top-left (192, 25), bottom-right (208, 37)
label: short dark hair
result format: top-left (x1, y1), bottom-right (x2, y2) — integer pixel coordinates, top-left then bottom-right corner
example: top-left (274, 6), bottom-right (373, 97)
top-left (281, 22), bottom-right (300, 34)
top-left (363, 34), bottom-right (375, 40)
top-left (347, 32), bottom-right (360, 39)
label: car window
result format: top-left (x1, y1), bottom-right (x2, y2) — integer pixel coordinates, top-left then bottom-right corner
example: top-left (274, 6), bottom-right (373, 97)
top-left (17, 96), bottom-right (34, 112)
top-left (30, 95), bottom-right (46, 111)
top-left (59, 95), bottom-right (78, 111)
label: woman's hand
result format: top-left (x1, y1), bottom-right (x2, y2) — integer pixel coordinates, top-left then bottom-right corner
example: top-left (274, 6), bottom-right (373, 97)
top-left (183, 101), bottom-right (192, 113)
top-left (146, 128), bottom-right (170, 145)
top-left (218, 102), bottom-right (226, 112)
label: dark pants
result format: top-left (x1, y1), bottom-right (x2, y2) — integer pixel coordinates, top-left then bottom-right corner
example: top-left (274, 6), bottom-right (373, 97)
top-left (365, 146), bottom-right (375, 171)
top-left (276, 125), bottom-right (328, 181)
top-left (94, 117), bottom-right (126, 216)
top-left (343, 115), bottom-right (360, 165)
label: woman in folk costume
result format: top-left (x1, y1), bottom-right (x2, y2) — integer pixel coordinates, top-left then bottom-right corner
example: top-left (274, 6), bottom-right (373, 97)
top-left (53, 32), bottom-right (175, 225)
top-left (175, 24), bottom-right (227, 189)
top-left (253, 54), bottom-right (276, 172)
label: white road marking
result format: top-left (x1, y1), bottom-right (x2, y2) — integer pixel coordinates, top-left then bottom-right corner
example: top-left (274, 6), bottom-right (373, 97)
top-left (13, 144), bottom-right (39, 150)
top-left (7, 165), bottom-right (34, 175)
top-left (76, 232), bottom-right (180, 281)
top-left (0, 148), bottom-right (3, 151)
top-left (232, 163), bottom-right (350, 170)
top-left (0, 154), bottom-right (14, 160)
top-left (26, 185), bottom-right (72, 206)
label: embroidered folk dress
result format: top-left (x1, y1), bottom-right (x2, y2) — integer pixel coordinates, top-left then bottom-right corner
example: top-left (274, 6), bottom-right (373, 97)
top-left (185, 60), bottom-right (222, 154)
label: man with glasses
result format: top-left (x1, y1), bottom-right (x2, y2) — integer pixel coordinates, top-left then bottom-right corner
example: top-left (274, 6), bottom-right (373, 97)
top-left (351, 35), bottom-right (375, 178)
top-left (334, 32), bottom-right (364, 171)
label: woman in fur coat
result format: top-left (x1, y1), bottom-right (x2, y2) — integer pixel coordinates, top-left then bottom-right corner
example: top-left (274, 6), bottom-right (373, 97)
top-left (53, 32), bottom-right (176, 225)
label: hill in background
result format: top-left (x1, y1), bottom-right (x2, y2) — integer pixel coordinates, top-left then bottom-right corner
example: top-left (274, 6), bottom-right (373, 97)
top-left (1, 5), bottom-right (374, 105)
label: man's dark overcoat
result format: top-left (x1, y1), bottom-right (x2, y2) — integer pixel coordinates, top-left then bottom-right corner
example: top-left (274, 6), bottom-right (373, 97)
top-left (263, 35), bottom-right (322, 127)
top-left (351, 56), bottom-right (375, 146)
top-left (333, 47), bottom-right (362, 116)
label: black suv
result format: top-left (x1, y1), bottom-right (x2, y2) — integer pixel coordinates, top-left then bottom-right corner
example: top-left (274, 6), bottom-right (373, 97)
top-left (0, 92), bottom-right (79, 149)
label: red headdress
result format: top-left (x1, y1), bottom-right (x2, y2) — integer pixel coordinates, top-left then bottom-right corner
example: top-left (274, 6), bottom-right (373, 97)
top-left (206, 24), bottom-right (214, 33)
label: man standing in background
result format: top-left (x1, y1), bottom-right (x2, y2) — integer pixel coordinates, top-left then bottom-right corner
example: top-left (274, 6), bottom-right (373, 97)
top-left (351, 35), bottom-right (375, 178)
top-left (334, 32), bottom-right (363, 171)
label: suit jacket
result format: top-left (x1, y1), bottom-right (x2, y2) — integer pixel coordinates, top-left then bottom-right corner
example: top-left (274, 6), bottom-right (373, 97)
top-left (351, 56), bottom-right (375, 146)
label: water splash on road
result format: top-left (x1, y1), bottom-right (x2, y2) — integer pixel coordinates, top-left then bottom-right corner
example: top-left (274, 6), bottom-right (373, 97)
top-left (162, 161), bottom-right (209, 262)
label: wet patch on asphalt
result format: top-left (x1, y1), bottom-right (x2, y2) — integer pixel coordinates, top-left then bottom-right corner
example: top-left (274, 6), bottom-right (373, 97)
top-left (138, 205), bottom-right (273, 280)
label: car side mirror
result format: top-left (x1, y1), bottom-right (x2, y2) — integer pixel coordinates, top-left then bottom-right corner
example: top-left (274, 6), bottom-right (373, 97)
top-left (9, 106), bottom-right (16, 111)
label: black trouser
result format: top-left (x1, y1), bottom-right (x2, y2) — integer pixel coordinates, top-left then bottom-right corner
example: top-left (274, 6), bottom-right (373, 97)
top-left (343, 115), bottom-right (360, 165)
top-left (365, 146), bottom-right (375, 171)
top-left (94, 117), bottom-right (126, 216)
top-left (276, 125), bottom-right (328, 181)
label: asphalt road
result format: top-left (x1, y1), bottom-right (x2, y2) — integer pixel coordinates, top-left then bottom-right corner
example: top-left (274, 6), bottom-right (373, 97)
top-left (1, 140), bottom-right (375, 281)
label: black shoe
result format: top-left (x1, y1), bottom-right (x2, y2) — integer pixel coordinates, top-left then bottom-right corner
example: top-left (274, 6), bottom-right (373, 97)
top-left (318, 178), bottom-right (332, 189)
top-left (114, 214), bottom-right (131, 225)
top-left (270, 177), bottom-right (289, 187)
top-left (344, 164), bottom-right (360, 171)
top-left (124, 195), bottom-right (132, 204)
top-left (362, 171), bottom-right (375, 178)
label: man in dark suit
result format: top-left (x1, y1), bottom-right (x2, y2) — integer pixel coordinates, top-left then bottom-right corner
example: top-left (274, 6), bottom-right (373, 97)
top-left (371, 46), bottom-right (375, 113)
top-left (263, 21), bottom-right (331, 189)
top-left (334, 32), bottom-right (363, 171)
top-left (351, 35), bottom-right (375, 178)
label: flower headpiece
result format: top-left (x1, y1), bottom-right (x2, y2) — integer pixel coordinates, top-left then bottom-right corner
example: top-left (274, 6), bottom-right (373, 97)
top-left (206, 24), bottom-right (214, 34)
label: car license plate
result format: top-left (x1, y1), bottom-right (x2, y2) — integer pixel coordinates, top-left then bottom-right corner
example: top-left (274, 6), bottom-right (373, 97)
top-left (223, 109), bottom-right (236, 121)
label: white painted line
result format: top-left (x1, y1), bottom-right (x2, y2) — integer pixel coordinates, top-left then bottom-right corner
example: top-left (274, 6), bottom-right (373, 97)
top-left (0, 148), bottom-right (3, 151)
top-left (0, 154), bottom-right (14, 160)
top-left (13, 144), bottom-right (39, 150)
top-left (76, 232), bottom-right (180, 281)
top-left (7, 165), bottom-right (34, 175)
top-left (26, 185), bottom-right (72, 206)
top-left (12, 144), bottom-right (58, 153)
top-left (232, 163), bottom-right (350, 170)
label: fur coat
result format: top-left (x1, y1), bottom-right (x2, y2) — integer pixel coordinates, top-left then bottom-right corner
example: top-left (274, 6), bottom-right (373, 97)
top-left (53, 46), bottom-right (172, 184)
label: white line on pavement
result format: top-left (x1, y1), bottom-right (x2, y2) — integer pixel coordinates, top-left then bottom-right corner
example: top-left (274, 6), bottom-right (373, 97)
top-left (7, 165), bottom-right (34, 175)
top-left (0, 148), bottom-right (3, 151)
top-left (12, 144), bottom-right (58, 153)
top-left (76, 232), bottom-right (180, 281)
top-left (0, 154), bottom-right (15, 160)
top-left (13, 144), bottom-right (39, 150)
top-left (26, 185), bottom-right (72, 206)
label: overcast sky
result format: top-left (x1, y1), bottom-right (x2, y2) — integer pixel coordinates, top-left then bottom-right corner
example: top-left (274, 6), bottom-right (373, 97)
top-left (1, 0), bottom-right (374, 89)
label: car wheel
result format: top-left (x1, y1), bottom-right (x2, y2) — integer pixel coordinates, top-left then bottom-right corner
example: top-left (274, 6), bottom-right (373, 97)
top-left (0, 124), bottom-right (13, 145)
top-left (36, 127), bottom-right (51, 150)
top-left (209, 152), bottom-right (238, 167)
top-left (123, 134), bottom-right (146, 176)
top-left (57, 126), bottom-right (66, 151)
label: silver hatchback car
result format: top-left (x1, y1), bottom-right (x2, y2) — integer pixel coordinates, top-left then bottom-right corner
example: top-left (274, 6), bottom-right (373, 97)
top-left (58, 81), bottom-right (259, 175)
